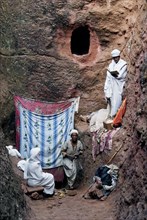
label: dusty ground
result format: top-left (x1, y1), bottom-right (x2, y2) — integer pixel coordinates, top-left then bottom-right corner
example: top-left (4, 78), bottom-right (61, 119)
top-left (11, 136), bottom-right (118, 220)
top-left (11, 117), bottom-right (118, 220)
top-left (26, 189), bottom-right (116, 220)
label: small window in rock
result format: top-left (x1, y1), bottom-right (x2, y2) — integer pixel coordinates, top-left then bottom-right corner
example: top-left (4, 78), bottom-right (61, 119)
top-left (71, 26), bottom-right (90, 55)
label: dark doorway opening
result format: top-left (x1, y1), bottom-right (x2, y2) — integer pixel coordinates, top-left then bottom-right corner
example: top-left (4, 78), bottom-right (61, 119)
top-left (71, 26), bottom-right (90, 55)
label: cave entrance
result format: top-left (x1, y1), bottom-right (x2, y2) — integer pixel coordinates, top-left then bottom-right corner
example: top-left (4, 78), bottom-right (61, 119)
top-left (71, 26), bottom-right (90, 55)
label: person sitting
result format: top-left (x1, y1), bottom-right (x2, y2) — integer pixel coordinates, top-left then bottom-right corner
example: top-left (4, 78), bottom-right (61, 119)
top-left (24, 147), bottom-right (55, 198)
top-left (61, 129), bottom-right (83, 189)
top-left (84, 164), bottom-right (119, 200)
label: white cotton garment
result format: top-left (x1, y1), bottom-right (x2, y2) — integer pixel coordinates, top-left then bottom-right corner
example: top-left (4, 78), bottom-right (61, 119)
top-left (6, 145), bottom-right (22, 158)
top-left (17, 160), bottom-right (27, 171)
top-left (111, 49), bottom-right (120, 57)
top-left (24, 148), bottom-right (55, 195)
top-left (89, 104), bottom-right (110, 132)
top-left (104, 58), bottom-right (127, 117)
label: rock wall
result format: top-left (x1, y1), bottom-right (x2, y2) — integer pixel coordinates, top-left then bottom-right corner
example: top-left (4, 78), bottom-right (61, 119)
top-left (0, 0), bottom-right (147, 219)
top-left (115, 2), bottom-right (147, 219)
top-left (1, 0), bottom-right (145, 119)
top-left (0, 131), bottom-right (27, 219)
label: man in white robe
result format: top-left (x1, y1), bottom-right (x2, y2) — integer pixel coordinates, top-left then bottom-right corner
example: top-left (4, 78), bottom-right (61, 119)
top-left (24, 148), bottom-right (55, 197)
top-left (61, 129), bottom-right (83, 189)
top-left (104, 49), bottom-right (127, 117)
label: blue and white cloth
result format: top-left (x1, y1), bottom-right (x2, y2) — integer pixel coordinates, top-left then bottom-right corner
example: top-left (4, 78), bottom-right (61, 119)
top-left (19, 102), bottom-right (76, 169)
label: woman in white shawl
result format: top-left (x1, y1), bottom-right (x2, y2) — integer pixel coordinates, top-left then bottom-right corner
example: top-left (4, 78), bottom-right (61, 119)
top-left (24, 147), bottom-right (55, 197)
top-left (104, 49), bottom-right (127, 117)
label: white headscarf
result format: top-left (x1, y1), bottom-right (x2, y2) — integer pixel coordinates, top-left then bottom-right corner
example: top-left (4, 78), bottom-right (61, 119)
top-left (24, 148), bottom-right (40, 179)
top-left (70, 129), bottom-right (78, 135)
top-left (111, 49), bottom-right (120, 57)
top-left (29, 147), bottom-right (41, 162)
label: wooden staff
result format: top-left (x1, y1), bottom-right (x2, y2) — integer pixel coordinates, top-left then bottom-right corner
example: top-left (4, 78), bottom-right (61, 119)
top-left (107, 143), bottom-right (123, 164)
top-left (82, 183), bottom-right (94, 198)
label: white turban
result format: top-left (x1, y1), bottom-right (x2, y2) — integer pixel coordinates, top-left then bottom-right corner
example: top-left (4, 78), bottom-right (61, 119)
top-left (70, 129), bottom-right (78, 135)
top-left (111, 49), bottom-right (120, 57)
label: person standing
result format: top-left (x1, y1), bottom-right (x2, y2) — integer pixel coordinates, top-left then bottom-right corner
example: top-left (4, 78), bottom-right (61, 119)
top-left (61, 129), bottom-right (83, 189)
top-left (104, 49), bottom-right (127, 118)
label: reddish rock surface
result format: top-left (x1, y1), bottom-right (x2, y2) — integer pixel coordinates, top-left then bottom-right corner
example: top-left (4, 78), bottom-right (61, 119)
top-left (0, 0), bottom-right (147, 219)
top-left (1, 0), bottom-right (145, 115)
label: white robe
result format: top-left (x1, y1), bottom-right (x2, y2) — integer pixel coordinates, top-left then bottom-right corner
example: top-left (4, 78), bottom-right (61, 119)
top-left (24, 148), bottom-right (55, 195)
top-left (104, 58), bottom-right (127, 117)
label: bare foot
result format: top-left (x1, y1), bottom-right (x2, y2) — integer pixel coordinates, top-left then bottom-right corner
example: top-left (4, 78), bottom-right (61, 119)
top-left (100, 196), bottom-right (107, 201)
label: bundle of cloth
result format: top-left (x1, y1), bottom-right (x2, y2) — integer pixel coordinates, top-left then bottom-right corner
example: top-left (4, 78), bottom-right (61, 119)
top-left (88, 104), bottom-right (110, 133)
top-left (84, 164), bottom-right (119, 201)
top-left (6, 145), bottom-right (22, 158)
top-left (88, 104), bottom-right (121, 161)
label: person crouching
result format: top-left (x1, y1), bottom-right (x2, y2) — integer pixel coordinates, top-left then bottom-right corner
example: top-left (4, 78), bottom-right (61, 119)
top-left (84, 164), bottom-right (119, 201)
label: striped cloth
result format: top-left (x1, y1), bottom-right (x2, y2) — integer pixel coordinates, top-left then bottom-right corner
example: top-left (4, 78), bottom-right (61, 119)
top-left (14, 96), bottom-right (77, 169)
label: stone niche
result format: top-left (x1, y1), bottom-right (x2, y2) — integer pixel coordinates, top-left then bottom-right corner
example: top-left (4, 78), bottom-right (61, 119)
top-left (56, 25), bottom-right (101, 67)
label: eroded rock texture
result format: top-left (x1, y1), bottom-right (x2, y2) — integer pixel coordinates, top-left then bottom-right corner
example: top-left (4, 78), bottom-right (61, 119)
top-left (0, 0), bottom-right (147, 219)
top-left (1, 0), bottom-right (146, 117)
top-left (0, 131), bottom-right (27, 219)
top-left (115, 4), bottom-right (147, 219)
